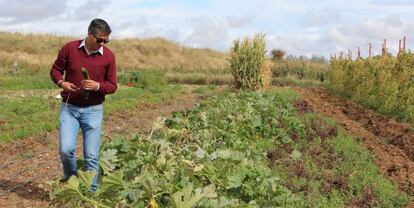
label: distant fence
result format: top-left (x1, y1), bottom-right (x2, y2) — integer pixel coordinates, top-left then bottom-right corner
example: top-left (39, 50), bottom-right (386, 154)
top-left (330, 36), bottom-right (409, 60)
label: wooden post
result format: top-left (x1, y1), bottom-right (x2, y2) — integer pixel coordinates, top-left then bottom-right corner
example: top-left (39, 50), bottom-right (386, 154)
top-left (348, 49), bottom-right (352, 61)
top-left (382, 39), bottom-right (387, 58)
top-left (399, 39), bottom-right (402, 56)
top-left (340, 51), bottom-right (343, 59)
top-left (13, 59), bottom-right (18, 75)
top-left (368, 43), bottom-right (372, 58)
top-left (403, 36), bottom-right (406, 51)
top-left (357, 47), bottom-right (361, 59)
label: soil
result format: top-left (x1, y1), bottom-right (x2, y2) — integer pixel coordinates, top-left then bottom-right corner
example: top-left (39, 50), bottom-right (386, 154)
top-left (296, 87), bottom-right (414, 207)
top-left (0, 86), bottom-right (210, 207)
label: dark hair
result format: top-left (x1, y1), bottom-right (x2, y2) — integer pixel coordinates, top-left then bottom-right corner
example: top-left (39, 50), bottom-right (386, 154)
top-left (88, 18), bottom-right (111, 35)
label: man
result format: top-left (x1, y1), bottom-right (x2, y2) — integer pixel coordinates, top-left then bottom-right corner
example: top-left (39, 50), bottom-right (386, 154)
top-left (50, 18), bottom-right (117, 191)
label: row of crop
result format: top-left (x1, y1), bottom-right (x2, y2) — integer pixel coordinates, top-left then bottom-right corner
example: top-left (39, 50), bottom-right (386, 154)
top-left (328, 52), bottom-right (414, 121)
top-left (47, 90), bottom-right (408, 207)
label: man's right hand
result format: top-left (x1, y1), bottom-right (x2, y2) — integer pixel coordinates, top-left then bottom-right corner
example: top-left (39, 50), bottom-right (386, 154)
top-left (61, 82), bottom-right (80, 92)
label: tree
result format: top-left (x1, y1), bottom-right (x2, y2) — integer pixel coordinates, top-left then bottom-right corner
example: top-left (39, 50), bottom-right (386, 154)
top-left (270, 49), bottom-right (286, 61)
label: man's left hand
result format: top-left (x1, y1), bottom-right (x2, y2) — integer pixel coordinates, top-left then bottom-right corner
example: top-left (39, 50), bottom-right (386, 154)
top-left (82, 79), bottom-right (99, 91)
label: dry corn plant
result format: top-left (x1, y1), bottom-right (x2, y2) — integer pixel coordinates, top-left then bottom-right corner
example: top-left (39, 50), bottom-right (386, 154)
top-left (229, 33), bottom-right (266, 90)
top-left (262, 61), bottom-right (272, 89)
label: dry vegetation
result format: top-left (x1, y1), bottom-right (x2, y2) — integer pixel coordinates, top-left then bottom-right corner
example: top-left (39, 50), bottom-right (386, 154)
top-left (270, 57), bottom-right (329, 87)
top-left (0, 32), bottom-right (330, 88)
top-left (0, 31), bottom-right (229, 86)
top-left (229, 33), bottom-right (268, 90)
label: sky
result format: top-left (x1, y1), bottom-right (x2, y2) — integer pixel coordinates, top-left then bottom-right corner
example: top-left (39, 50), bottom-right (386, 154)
top-left (0, 0), bottom-right (413, 58)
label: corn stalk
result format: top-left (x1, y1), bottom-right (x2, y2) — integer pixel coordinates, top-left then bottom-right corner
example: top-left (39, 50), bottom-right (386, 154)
top-left (229, 33), bottom-right (266, 90)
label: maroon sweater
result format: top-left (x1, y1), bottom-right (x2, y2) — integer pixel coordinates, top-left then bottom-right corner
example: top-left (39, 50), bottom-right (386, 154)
top-left (50, 40), bottom-right (117, 107)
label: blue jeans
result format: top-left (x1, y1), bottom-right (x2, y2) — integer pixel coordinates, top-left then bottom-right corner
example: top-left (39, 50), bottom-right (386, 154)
top-left (59, 103), bottom-right (103, 191)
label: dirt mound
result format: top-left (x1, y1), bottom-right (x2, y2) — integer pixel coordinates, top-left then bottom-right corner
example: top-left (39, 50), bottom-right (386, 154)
top-left (294, 99), bottom-right (313, 114)
top-left (296, 87), bottom-right (414, 199)
top-left (339, 101), bottom-right (414, 161)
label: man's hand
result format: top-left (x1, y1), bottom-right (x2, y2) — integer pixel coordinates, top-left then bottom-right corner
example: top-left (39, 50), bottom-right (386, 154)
top-left (61, 82), bottom-right (80, 92)
top-left (82, 80), bottom-right (99, 91)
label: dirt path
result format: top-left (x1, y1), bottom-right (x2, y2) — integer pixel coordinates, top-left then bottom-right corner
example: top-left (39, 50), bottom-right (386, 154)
top-left (295, 87), bottom-right (414, 206)
top-left (0, 87), bottom-right (208, 207)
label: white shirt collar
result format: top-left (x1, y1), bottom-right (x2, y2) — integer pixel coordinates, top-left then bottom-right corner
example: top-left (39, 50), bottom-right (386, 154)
top-left (79, 38), bottom-right (103, 55)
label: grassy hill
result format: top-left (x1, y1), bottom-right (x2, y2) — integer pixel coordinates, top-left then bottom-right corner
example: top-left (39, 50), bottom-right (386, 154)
top-left (0, 31), bottom-right (230, 89)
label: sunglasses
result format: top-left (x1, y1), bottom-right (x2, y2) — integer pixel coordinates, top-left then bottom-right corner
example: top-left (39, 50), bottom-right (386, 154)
top-left (92, 33), bottom-right (110, 44)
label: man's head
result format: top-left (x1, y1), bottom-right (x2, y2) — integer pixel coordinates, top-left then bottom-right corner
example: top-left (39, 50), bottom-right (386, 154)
top-left (87, 18), bottom-right (111, 51)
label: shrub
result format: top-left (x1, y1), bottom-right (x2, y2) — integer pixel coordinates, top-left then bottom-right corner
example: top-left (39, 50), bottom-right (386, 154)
top-left (270, 49), bottom-right (286, 61)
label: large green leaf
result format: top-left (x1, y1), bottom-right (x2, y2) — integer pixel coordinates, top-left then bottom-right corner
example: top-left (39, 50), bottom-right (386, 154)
top-left (171, 184), bottom-right (217, 208)
top-left (63, 175), bottom-right (80, 194)
top-left (100, 148), bottom-right (119, 173)
top-left (100, 170), bottom-right (125, 191)
top-left (77, 170), bottom-right (96, 188)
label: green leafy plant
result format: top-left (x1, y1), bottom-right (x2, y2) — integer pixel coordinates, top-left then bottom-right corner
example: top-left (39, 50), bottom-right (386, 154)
top-left (48, 90), bottom-right (408, 207)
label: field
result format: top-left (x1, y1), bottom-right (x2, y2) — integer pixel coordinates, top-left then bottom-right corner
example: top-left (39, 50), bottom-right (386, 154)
top-left (0, 32), bottom-right (413, 207)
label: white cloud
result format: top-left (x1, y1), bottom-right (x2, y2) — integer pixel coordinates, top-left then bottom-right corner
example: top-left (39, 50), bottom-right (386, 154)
top-left (0, 0), bottom-right (414, 57)
top-left (0, 0), bottom-right (68, 24)
top-left (66, 0), bottom-right (111, 21)
top-left (266, 13), bottom-right (411, 58)
top-left (226, 16), bottom-right (252, 28)
top-left (325, 15), bottom-right (408, 56)
top-left (185, 16), bottom-right (229, 50)
top-left (371, 0), bottom-right (414, 6)
top-left (304, 8), bottom-right (341, 27)
top-left (267, 33), bottom-right (327, 57)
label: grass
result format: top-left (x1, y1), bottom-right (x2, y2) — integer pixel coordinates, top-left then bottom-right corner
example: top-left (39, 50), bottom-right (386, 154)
top-left (0, 85), bottom-right (186, 142)
top-left (165, 72), bottom-right (232, 85)
top-left (263, 89), bottom-right (409, 207)
top-left (0, 32), bottom-right (228, 71)
top-left (330, 133), bottom-right (407, 207)
top-left (270, 58), bottom-right (328, 87)
top-left (191, 85), bottom-right (217, 94)
top-left (104, 85), bottom-right (184, 113)
top-left (266, 87), bottom-right (301, 102)
top-left (0, 74), bottom-right (56, 90)
top-left (272, 75), bottom-right (325, 87)
top-left (117, 69), bottom-right (167, 91)
top-left (0, 32), bottom-right (229, 90)
top-left (0, 95), bottom-right (60, 141)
